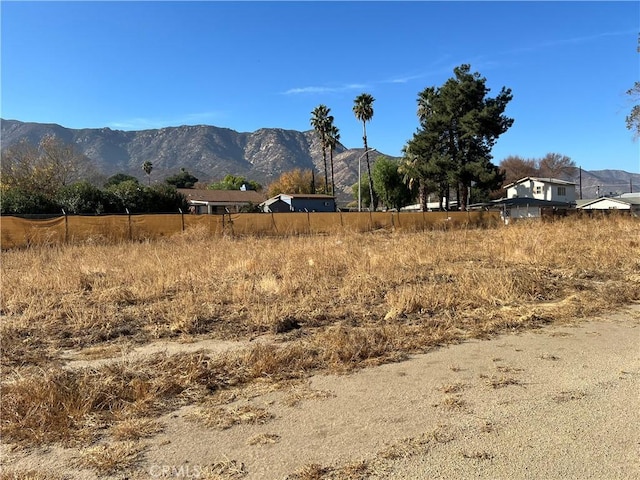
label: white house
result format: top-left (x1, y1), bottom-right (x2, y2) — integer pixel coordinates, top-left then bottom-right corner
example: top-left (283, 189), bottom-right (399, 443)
top-left (577, 196), bottom-right (640, 216)
top-left (504, 177), bottom-right (577, 203)
top-left (490, 177), bottom-right (577, 223)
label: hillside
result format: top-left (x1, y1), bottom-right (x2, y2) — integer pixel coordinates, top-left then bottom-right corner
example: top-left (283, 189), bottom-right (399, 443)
top-left (0, 119), bottom-right (386, 200)
top-left (2, 119), bottom-right (637, 201)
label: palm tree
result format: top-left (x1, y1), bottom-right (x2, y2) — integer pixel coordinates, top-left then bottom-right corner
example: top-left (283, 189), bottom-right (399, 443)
top-left (327, 121), bottom-right (340, 197)
top-left (310, 105), bottom-right (331, 194)
top-left (142, 161), bottom-right (153, 186)
top-left (353, 93), bottom-right (375, 210)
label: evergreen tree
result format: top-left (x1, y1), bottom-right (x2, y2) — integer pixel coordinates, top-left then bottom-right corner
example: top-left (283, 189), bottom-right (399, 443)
top-left (405, 65), bottom-right (513, 210)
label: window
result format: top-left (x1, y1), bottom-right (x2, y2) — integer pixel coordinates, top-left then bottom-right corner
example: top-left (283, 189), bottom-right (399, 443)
top-left (534, 186), bottom-right (542, 194)
top-left (557, 186), bottom-right (566, 196)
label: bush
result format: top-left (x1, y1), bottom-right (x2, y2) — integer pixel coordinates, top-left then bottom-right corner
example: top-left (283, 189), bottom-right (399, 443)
top-left (1, 187), bottom-right (61, 215)
top-left (56, 181), bottom-right (107, 214)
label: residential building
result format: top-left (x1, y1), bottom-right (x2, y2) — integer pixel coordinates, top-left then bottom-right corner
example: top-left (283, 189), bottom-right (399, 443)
top-left (260, 194), bottom-right (336, 213)
top-left (491, 177), bottom-right (577, 223)
top-left (177, 189), bottom-right (265, 214)
top-left (504, 177), bottom-right (577, 203)
top-left (576, 195), bottom-right (640, 216)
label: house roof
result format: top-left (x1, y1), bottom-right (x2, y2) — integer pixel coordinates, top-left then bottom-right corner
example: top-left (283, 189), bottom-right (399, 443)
top-left (260, 197), bottom-right (287, 207)
top-left (177, 189), bottom-right (265, 204)
top-left (491, 197), bottom-right (574, 208)
top-left (259, 193), bottom-right (336, 207)
top-left (619, 192), bottom-right (640, 199)
top-left (577, 197), bottom-right (640, 208)
top-left (280, 193), bottom-right (336, 199)
top-left (504, 177), bottom-right (577, 189)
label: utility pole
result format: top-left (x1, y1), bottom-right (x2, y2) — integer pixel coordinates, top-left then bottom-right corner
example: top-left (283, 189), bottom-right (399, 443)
top-left (579, 166), bottom-right (582, 200)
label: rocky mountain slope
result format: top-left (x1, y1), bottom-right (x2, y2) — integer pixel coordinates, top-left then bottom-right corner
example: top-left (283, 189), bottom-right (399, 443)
top-left (2, 119), bottom-right (637, 201)
top-left (0, 119), bottom-right (385, 199)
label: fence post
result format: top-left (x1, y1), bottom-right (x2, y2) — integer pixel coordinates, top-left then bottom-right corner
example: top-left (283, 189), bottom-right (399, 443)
top-left (179, 208), bottom-right (185, 232)
top-left (62, 209), bottom-right (68, 243)
top-left (126, 208), bottom-right (132, 241)
top-left (226, 211), bottom-right (234, 237)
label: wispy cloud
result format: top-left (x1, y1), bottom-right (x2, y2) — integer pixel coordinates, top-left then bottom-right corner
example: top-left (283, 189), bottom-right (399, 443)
top-left (109, 111), bottom-right (224, 130)
top-left (502, 29), bottom-right (637, 56)
top-left (283, 83), bottom-right (368, 95)
top-left (384, 55), bottom-right (459, 85)
top-left (388, 74), bottom-right (425, 84)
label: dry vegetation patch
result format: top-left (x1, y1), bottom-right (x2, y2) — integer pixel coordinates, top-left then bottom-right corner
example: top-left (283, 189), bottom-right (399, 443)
top-left (1, 217), bottom-right (638, 453)
top-left (187, 404), bottom-right (274, 430)
top-left (74, 441), bottom-right (146, 475)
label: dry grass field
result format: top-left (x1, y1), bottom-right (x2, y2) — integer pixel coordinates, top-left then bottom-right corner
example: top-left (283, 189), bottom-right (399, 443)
top-left (1, 216), bottom-right (639, 478)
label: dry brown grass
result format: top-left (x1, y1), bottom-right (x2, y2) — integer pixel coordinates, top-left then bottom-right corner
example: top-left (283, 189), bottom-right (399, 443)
top-left (74, 441), bottom-right (146, 474)
top-left (109, 417), bottom-right (164, 440)
top-left (282, 382), bottom-right (336, 407)
top-left (486, 375), bottom-right (523, 389)
top-left (436, 394), bottom-right (467, 411)
top-left (438, 382), bottom-right (466, 394)
top-left (187, 404), bottom-right (274, 430)
top-left (246, 432), bottom-right (281, 445)
top-left (1, 216), bottom-right (638, 453)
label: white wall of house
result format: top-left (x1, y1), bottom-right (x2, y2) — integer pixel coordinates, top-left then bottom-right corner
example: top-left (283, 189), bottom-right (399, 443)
top-left (579, 198), bottom-right (630, 210)
top-left (506, 178), bottom-right (576, 203)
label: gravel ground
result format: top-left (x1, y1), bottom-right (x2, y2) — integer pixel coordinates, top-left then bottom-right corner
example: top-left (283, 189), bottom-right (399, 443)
top-left (3, 304), bottom-right (639, 480)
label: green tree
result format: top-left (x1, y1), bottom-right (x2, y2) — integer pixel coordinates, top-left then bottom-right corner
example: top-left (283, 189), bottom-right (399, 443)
top-left (165, 168), bottom-right (199, 189)
top-left (402, 135), bottom-right (455, 211)
top-left (406, 65), bottom-right (512, 211)
top-left (56, 181), bottom-right (107, 214)
top-left (351, 174), bottom-right (372, 210)
top-left (372, 156), bottom-right (415, 211)
top-left (104, 173), bottom-right (139, 187)
top-left (209, 174), bottom-right (261, 191)
top-left (142, 161), bottom-right (153, 185)
top-left (0, 186), bottom-right (61, 214)
top-left (146, 184), bottom-right (188, 213)
top-left (353, 93), bottom-right (376, 210)
top-left (105, 180), bottom-right (147, 212)
top-left (310, 104), bottom-right (331, 194)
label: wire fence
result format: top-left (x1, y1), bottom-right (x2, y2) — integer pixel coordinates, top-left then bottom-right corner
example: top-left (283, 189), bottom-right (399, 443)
top-left (0, 210), bottom-right (502, 249)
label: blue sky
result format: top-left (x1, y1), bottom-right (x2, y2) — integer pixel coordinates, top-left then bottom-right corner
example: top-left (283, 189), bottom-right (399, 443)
top-left (2, 1), bottom-right (638, 173)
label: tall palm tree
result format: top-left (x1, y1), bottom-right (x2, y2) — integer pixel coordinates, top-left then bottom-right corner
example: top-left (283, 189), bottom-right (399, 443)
top-left (353, 93), bottom-right (375, 210)
top-left (142, 161), bottom-right (153, 185)
top-left (310, 105), bottom-right (331, 194)
top-left (327, 119), bottom-right (340, 197)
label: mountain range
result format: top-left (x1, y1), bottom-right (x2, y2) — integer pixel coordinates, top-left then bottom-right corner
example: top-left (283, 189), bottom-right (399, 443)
top-left (1, 119), bottom-right (638, 201)
top-left (0, 119), bottom-right (386, 201)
